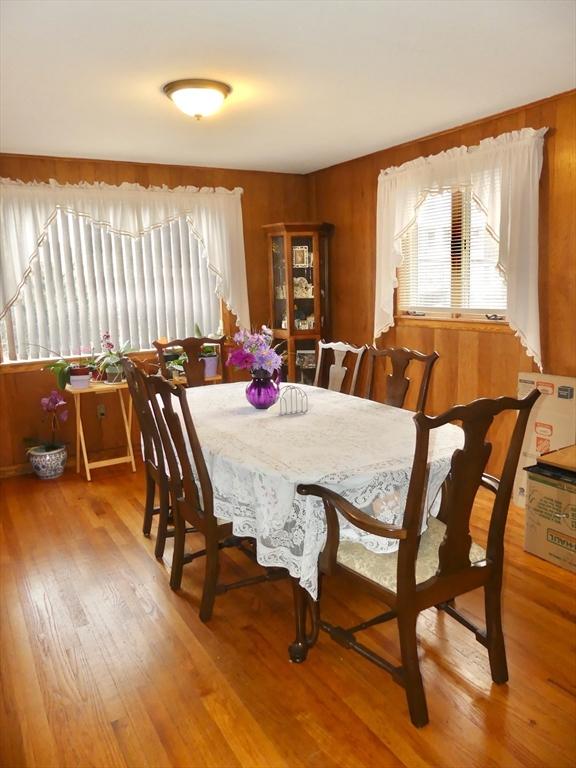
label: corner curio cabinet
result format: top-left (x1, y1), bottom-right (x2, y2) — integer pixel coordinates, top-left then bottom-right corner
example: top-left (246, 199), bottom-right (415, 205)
top-left (263, 222), bottom-right (332, 383)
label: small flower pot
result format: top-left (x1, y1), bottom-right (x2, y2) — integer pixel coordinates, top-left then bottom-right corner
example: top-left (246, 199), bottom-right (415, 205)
top-left (202, 355), bottom-right (219, 378)
top-left (28, 445), bottom-right (67, 480)
top-left (69, 371), bottom-right (92, 389)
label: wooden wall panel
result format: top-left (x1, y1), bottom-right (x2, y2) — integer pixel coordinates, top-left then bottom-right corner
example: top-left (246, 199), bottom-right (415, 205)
top-left (308, 90), bottom-right (575, 375)
top-left (308, 90), bottom-right (576, 472)
top-left (0, 155), bottom-right (308, 472)
top-left (1, 91), bottom-right (574, 475)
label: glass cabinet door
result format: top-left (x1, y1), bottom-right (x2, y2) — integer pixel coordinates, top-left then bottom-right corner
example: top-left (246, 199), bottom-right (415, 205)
top-left (294, 338), bottom-right (317, 384)
top-left (272, 236), bottom-right (288, 330)
top-left (291, 235), bottom-right (316, 333)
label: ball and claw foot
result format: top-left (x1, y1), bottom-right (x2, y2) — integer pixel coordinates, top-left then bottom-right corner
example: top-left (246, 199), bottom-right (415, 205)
top-left (289, 641), bottom-right (308, 663)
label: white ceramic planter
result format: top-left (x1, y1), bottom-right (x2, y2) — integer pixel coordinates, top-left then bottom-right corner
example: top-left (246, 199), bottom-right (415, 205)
top-left (202, 356), bottom-right (219, 378)
top-left (69, 373), bottom-right (92, 389)
top-left (28, 445), bottom-right (67, 480)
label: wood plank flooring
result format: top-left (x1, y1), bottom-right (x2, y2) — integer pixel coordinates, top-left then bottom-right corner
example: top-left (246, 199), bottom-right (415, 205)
top-left (1, 466), bottom-right (575, 768)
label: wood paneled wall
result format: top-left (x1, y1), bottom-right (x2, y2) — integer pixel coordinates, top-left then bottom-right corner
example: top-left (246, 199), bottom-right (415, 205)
top-left (307, 90), bottom-right (576, 470)
top-left (1, 90), bottom-right (574, 474)
top-left (0, 156), bottom-right (309, 473)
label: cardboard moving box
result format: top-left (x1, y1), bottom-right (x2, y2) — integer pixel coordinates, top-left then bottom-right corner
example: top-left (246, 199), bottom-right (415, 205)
top-left (524, 446), bottom-right (576, 573)
top-left (513, 373), bottom-right (576, 508)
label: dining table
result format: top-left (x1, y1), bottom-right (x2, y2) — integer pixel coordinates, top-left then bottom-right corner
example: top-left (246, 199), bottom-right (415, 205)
top-left (181, 381), bottom-right (465, 601)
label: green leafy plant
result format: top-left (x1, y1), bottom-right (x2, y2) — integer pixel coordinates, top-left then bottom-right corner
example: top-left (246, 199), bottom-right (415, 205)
top-left (95, 332), bottom-right (132, 372)
top-left (29, 344), bottom-right (98, 389)
top-left (44, 358), bottom-right (72, 389)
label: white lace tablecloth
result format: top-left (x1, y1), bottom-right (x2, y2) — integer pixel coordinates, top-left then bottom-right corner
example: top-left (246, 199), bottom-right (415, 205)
top-left (182, 382), bottom-right (464, 599)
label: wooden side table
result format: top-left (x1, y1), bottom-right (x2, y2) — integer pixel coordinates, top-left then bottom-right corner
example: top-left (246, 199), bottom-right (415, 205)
top-left (65, 381), bottom-right (137, 481)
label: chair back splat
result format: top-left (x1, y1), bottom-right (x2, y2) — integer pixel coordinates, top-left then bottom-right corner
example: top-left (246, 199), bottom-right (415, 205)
top-left (364, 346), bottom-right (439, 412)
top-left (295, 388), bottom-right (540, 727)
top-left (153, 336), bottom-right (226, 387)
top-left (314, 340), bottom-right (366, 395)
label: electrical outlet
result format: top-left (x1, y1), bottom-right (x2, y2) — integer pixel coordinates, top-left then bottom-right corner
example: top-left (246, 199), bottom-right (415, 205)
top-left (96, 404), bottom-right (106, 418)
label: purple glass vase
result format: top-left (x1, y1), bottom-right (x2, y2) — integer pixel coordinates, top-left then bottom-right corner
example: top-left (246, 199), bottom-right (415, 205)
top-left (245, 370), bottom-right (280, 410)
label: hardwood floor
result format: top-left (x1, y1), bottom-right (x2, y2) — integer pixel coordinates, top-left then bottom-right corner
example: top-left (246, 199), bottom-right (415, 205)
top-left (1, 466), bottom-right (574, 768)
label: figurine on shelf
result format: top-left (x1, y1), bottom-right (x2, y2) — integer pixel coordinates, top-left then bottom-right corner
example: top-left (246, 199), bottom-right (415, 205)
top-left (293, 276), bottom-right (314, 298)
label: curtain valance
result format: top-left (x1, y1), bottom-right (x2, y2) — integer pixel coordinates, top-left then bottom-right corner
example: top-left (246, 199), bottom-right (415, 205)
top-left (375, 127), bottom-right (547, 369)
top-left (0, 178), bottom-right (250, 330)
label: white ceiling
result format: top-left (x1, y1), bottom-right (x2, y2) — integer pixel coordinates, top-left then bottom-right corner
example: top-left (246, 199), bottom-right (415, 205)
top-left (1, 0), bottom-right (574, 174)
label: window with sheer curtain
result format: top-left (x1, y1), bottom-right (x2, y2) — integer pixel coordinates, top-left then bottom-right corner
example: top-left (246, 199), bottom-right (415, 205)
top-left (397, 185), bottom-right (507, 317)
top-left (1, 209), bottom-right (221, 361)
top-left (375, 127), bottom-right (547, 370)
top-left (0, 178), bottom-right (250, 362)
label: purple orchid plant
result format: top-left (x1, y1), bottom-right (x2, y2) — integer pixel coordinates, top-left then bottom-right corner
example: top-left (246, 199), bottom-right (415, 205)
top-left (40, 390), bottom-right (68, 450)
top-left (226, 326), bottom-right (283, 377)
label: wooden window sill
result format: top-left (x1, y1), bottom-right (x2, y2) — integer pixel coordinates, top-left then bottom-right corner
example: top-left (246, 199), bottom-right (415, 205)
top-left (394, 316), bottom-right (513, 334)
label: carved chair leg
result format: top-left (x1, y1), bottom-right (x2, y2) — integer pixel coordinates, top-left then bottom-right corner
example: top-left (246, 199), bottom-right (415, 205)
top-left (154, 483), bottom-right (170, 560)
top-left (397, 611), bottom-right (429, 727)
top-left (289, 578), bottom-right (320, 663)
top-left (143, 470), bottom-right (155, 536)
top-left (199, 542), bottom-right (220, 623)
top-left (169, 514), bottom-right (186, 592)
top-left (484, 580), bottom-right (508, 684)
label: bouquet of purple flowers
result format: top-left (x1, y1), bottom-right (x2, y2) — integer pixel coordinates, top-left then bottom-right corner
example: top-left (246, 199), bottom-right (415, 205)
top-left (226, 326), bottom-right (282, 376)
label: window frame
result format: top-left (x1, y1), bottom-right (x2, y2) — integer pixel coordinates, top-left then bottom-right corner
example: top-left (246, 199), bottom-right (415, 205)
top-left (396, 186), bottom-right (508, 323)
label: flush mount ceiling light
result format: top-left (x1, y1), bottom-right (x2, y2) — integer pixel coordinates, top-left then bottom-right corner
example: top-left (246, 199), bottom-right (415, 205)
top-left (163, 79), bottom-right (232, 120)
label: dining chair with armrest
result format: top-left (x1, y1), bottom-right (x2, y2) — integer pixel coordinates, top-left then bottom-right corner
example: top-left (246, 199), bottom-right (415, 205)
top-left (122, 357), bottom-right (174, 558)
top-left (293, 388), bottom-right (540, 727)
top-left (364, 346), bottom-right (439, 412)
top-left (145, 373), bottom-right (287, 621)
top-left (314, 340), bottom-right (366, 395)
top-left (153, 336), bottom-right (226, 387)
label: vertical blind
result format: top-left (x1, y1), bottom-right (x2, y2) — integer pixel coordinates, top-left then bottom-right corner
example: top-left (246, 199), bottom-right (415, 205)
top-left (397, 186), bottom-right (507, 315)
top-left (1, 209), bottom-right (221, 360)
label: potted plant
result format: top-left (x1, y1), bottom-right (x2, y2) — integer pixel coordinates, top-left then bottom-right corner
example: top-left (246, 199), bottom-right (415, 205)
top-left (95, 332), bottom-right (131, 383)
top-left (200, 343), bottom-right (219, 378)
top-left (27, 391), bottom-right (69, 479)
top-left (41, 345), bottom-right (98, 389)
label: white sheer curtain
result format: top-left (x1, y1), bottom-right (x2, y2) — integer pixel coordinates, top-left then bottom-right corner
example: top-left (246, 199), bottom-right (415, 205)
top-left (375, 127), bottom-right (547, 369)
top-left (4, 209), bottom-right (222, 360)
top-left (0, 178), bottom-right (250, 332)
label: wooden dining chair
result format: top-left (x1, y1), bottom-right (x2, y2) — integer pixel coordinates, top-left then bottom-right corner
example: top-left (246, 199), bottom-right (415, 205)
top-left (121, 358), bottom-right (175, 558)
top-left (153, 336), bottom-right (226, 387)
top-left (314, 340), bottom-right (366, 395)
top-left (363, 346), bottom-right (439, 412)
top-left (145, 373), bottom-right (287, 621)
top-left (293, 389), bottom-right (540, 727)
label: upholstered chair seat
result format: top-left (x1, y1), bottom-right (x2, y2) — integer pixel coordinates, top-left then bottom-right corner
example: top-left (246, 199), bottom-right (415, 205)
top-left (337, 517), bottom-right (486, 592)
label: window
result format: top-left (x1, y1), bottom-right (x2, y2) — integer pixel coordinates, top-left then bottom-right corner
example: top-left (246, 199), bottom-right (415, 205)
top-left (397, 185), bottom-right (507, 318)
top-left (1, 209), bottom-right (221, 361)
top-left (374, 127), bottom-right (546, 369)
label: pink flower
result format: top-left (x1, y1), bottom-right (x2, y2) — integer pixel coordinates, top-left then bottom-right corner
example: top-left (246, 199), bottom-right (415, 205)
top-left (227, 348), bottom-right (256, 370)
top-left (41, 390), bottom-right (66, 412)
